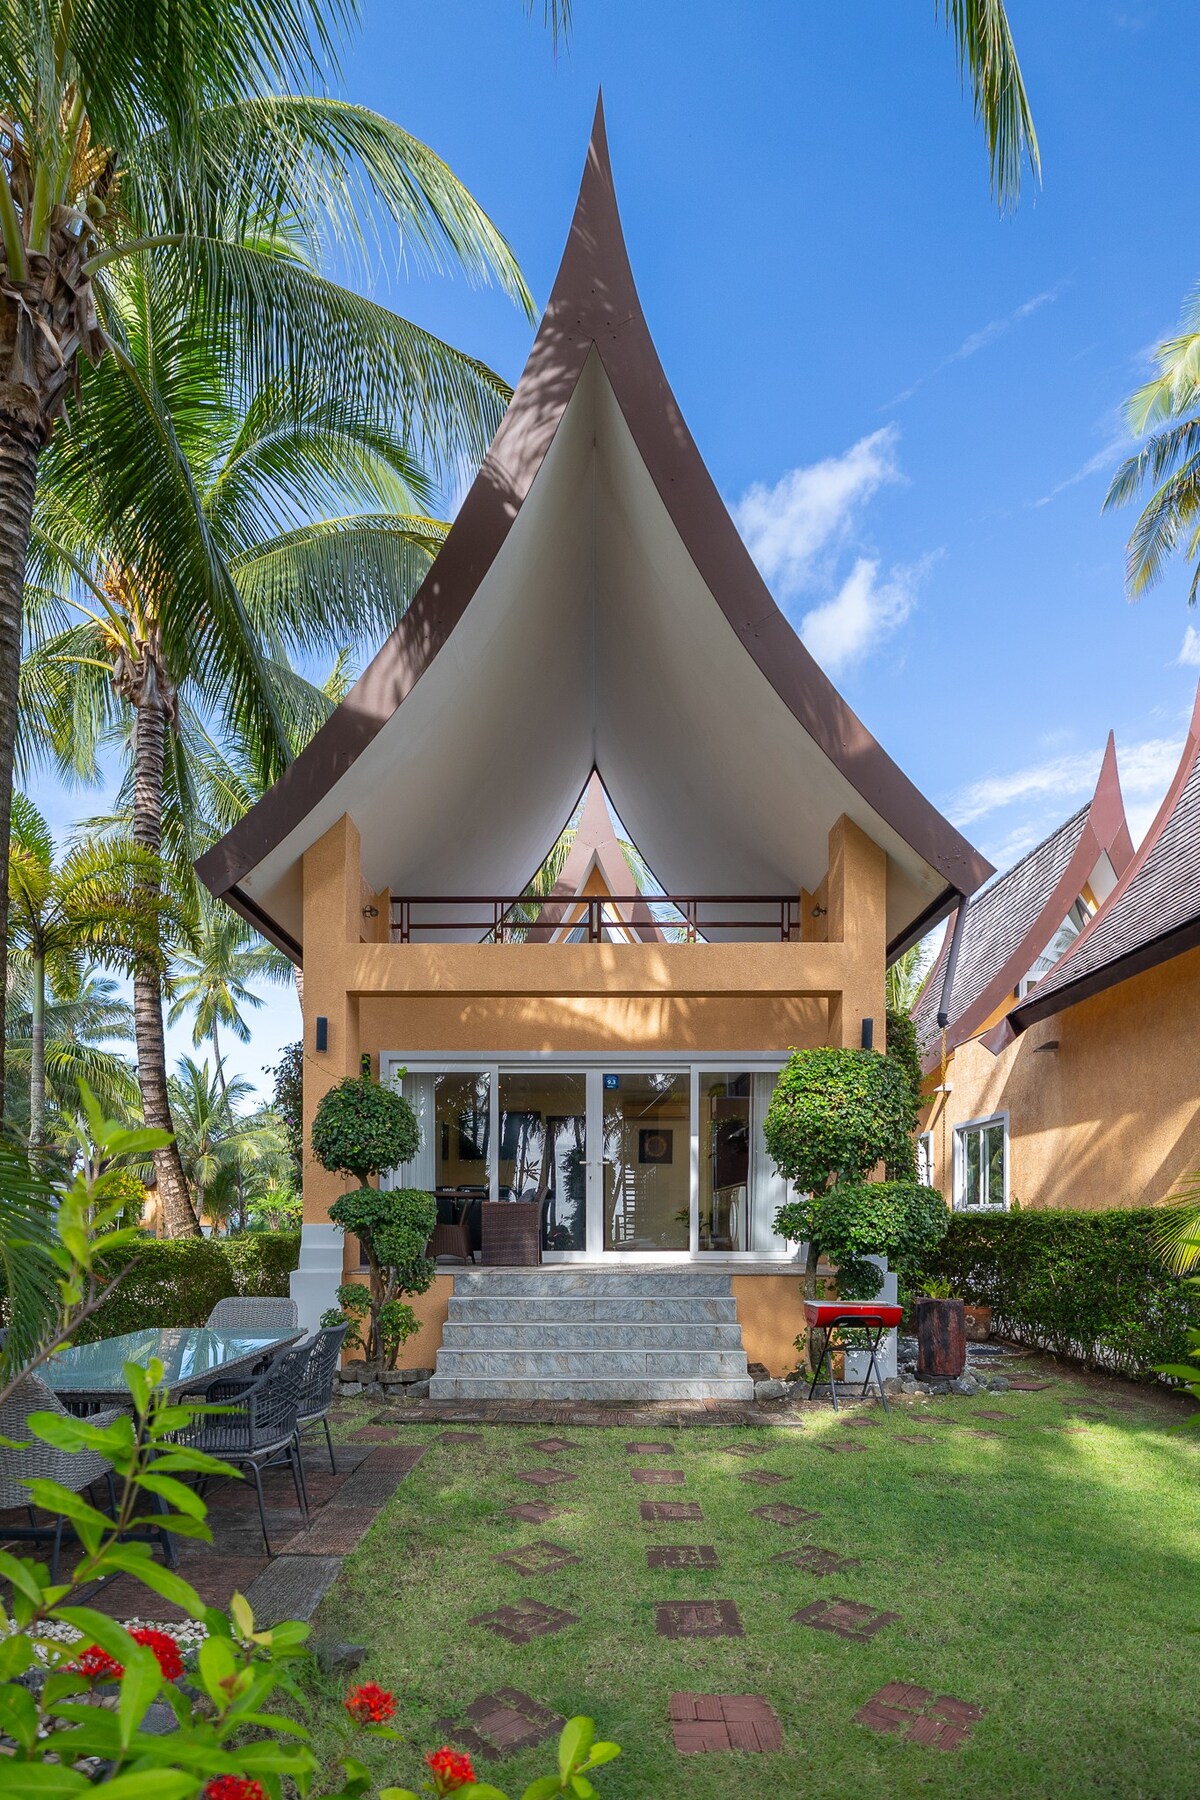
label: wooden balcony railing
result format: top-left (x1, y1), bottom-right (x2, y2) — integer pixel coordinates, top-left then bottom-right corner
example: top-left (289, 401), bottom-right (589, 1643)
top-left (389, 894), bottom-right (802, 945)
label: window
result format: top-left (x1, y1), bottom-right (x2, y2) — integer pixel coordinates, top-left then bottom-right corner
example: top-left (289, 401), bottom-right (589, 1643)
top-left (916, 1131), bottom-right (933, 1188)
top-left (1019, 897), bottom-right (1093, 996)
top-left (954, 1115), bottom-right (1007, 1211)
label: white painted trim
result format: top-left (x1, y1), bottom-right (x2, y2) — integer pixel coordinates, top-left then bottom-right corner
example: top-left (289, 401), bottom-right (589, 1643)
top-left (951, 1110), bottom-right (1010, 1212)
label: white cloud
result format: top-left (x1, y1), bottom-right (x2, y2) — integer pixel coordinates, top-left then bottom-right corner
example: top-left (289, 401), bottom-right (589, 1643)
top-left (1178, 625), bottom-right (1200, 667)
top-left (1033, 436), bottom-right (1127, 508)
top-left (950, 734), bottom-right (1184, 860)
top-left (733, 427), bottom-right (901, 596)
top-left (888, 285), bottom-right (1065, 406)
top-left (799, 556), bottom-right (922, 672)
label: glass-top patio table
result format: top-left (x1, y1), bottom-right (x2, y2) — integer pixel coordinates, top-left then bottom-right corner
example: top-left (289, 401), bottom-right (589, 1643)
top-left (43, 1327), bottom-right (303, 1410)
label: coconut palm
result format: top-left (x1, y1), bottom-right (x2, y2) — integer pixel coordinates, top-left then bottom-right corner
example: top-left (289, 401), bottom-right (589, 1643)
top-left (6, 793), bottom-right (182, 1154)
top-left (5, 963), bottom-right (139, 1142)
top-left (1104, 294), bottom-right (1200, 602)
top-left (168, 897), bottom-right (291, 1093)
top-left (169, 1053), bottom-right (285, 1231)
top-left (887, 940), bottom-right (936, 1015)
top-left (0, 0), bottom-right (539, 1100)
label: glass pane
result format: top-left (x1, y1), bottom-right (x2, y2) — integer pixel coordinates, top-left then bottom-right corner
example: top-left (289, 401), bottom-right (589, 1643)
top-left (963, 1128), bottom-right (982, 1207)
top-left (402, 1071), bottom-right (490, 1192)
top-left (498, 1071), bottom-right (588, 1251)
top-left (603, 1071), bottom-right (690, 1250)
top-left (698, 1073), bottom-right (750, 1251)
top-left (984, 1123), bottom-right (1005, 1207)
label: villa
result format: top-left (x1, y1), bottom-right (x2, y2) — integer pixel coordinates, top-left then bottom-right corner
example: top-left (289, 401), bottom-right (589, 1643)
top-left (198, 102), bottom-right (992, 1396)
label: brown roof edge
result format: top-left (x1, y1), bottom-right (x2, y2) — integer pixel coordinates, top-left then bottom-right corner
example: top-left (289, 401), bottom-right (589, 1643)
top-left (222, 884), bottom-right (303, 967)
top-left (1008, 685), bottom-right (1200, 1034)
top-left (197, 92), bottom-right (992, 939)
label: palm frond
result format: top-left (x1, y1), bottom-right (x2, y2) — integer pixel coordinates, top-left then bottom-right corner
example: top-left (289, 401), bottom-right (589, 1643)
top-left (0, 1144), bottom-right (58, 1377)
top-left (935, 0), bottom-right (1039, 211)
top-left (1151, 1184), bottom-right (1200, 1274)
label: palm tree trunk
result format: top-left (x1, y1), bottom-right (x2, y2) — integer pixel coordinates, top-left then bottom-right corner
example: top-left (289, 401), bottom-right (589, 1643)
top-left (211, 1015), bottom-right (246, 1232)
top-left (0, 391), bottom-right (44, 1103)
top-left (29, 950), bottom-right (45, 1155)
top-left (132, 682), bottom-right (199, 1237)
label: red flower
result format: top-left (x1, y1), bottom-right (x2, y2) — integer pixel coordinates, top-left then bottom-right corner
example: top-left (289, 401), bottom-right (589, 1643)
top-left (68, 1645), bottom-right (124, 1683)
top-left (130, 1627), bottom-right (184, 1681)
top-left (203, 1779), bottom-right (266, 1800)
top-left (425, 1744), bottom-right (476, 1793)
top-left (344, 1680), bottom-right (397, 1726)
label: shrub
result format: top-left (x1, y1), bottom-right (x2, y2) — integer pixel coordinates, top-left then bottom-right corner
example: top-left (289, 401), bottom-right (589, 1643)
top-left (78, 1238), bottom-right (234, 1341)
top-left (326, 1186), bottom-right (436, 1367)
top-left (764, 1047), bottom-right (915, 1198)
top-left (223, 1230), bottom-right (301, 1297)
top-left (928, 1208), bottom-right (1200, 1380)
top-left (268, 1039), bottom-right (304, 1184)
top-left (808, 1178), bottom-right (948, 1302)
top-left (312, 1074), bottom-right (419, 1182)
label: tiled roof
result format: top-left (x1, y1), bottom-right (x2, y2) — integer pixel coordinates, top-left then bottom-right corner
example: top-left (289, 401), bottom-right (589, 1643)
top-left (913, 807), bottom-right (1090, 1054)
top-left (1011, 700), bottom-right (1200, 1026)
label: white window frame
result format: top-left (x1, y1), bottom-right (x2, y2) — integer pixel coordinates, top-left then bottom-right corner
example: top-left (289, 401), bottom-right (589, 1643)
top-left (952, 1111), bottom-right (1009, 1213)
top-left (916, 1130), bottom-right (933, 1188)
top-left (378, 1051), bottom-right (793, 1262)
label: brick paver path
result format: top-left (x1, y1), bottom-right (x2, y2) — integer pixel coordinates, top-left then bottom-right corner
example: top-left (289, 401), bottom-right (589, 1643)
top-left (469, 1599), bottom-right (579, 1644)
top-left (655, 1601), bottom-right (744, 1639)
top-left (647, 1545), bottom-right (719, 1569)
top-left (750, 1503), bottom-right (821, 1527)
top-left (855, 1682), bottom-right (985, 1751)
top-left (436, 1689), bottom-right (564, 1762)
top-left (494, 1540), bottom-right (582, 1576)
top-left (792, 1597), bottom-right (898, 1642)
top-left (641, 1501), bottom-right (703, 1522)
top-left (670, 1694), bottom-right (782, 1754)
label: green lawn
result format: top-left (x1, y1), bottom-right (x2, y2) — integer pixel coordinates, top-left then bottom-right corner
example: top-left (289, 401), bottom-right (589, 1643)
top-left (308, 1386), bottom-right (1199, 1800)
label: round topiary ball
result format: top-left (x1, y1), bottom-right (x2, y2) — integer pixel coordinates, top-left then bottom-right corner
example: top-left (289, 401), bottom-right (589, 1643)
top-left (764, 1046), bottom-right (914, 1195)
top-left (311, 1076), bottom-right (421, 1182)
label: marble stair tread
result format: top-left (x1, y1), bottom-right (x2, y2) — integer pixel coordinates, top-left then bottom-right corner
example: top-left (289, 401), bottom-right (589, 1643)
top-left (441, 1322), bottom-right (746, 1349)
top-left (447, 1296), bottom-right (739, 1323)
top-left (428, 1376), bottom-right (756, 1401)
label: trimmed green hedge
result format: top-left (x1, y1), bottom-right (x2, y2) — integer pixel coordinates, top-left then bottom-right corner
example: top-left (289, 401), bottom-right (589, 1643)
top-left (76, 1231), bottom-right (301, 1342)
top-left (929, 1209), bottom-right (1200, 1380)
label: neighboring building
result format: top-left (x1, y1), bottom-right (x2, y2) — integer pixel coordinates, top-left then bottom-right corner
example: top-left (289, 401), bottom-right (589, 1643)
top-left (198, 102), bottom-right (991, 1392)
top-left (918, 691), bottom-right (1200, 1215)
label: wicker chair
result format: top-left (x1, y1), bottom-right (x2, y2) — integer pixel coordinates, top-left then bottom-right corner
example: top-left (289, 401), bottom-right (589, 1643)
top-left (205, 1296), bottom-right (299, 1333)
top-left (296, 1323), bottom-right (349, 1473)
top-left (0, 1373), bottom-right (123, 1579)
top-left (186, 1344), bottom-right (311, 1554)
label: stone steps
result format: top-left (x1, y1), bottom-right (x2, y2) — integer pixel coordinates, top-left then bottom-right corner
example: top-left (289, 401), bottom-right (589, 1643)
top-left (430, 1267), bottom-right (755, 1402)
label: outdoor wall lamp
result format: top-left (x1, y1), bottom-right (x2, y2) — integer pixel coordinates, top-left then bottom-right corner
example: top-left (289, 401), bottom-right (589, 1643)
top-left (315, 1016), bottom-right (329, 1052)
top-left (811, 903), bottom-right (826, 918)
top-left (861, 1017), bottom-right (875, 1050)
top-left (361, 903), bottom-right (379, 918)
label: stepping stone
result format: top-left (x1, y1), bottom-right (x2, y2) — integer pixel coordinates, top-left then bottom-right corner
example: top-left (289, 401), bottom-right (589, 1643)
top-left (655, 1601), bottom-right (744, 1640)
top-left (278, 1506), bottom-right (378, 1557)
top-left (670, 1693), bottom-right (782, 1754)
top-left (822, 1439), bottom-right (868, 1454)
top-left (438, 1431), bottom-right (485, 1444)
top-left (842, 1416), bottom-right (882, 1428)
top-left (738, 1469), bottom-right (787, 1486)
top-left (792, 1597), bottom-right (898, 1642)
top-left (631, 1468), bottom-right (685, 1485)
top-left (348, 1425), bottom-right (400, 1443)
top-left (647, 1546), bottom-right (719, 1569)
top-left (960, 1428), bottom-right (1004, 1439)
top-left (494, 1540), bottom-right (581, 1576)
top-left (895, 1434), bottom-right (935, 1445)
top-left (855, 1681), bottom-right (986, 1751)
top-left (626, 1442), bottom-right (674, 1455)
top-left (771, 1545), bottom-right (859, 1575)
top-left (1004, 1379), bottom-right (1054, 1391)
top-left (641, 1501), bottom-right (703, 1522)
top-left (504, 1502), bottom-right (569, 1525)
top-left (434, 1689), bottom-right (564, 1763)
top-left (469, 1599), bottom-right (579, 1645)
top-left (516, 1467), bottom-right (578, 1487)
top-left (529, 1438), bottom-right (580, 1454)
top-left (721, 1444), bottom-right (766, 1459)
top-left (751, 1503), bottom-right (821, 1527)
top-left (973, 1410), bottom-right (1016, 1421)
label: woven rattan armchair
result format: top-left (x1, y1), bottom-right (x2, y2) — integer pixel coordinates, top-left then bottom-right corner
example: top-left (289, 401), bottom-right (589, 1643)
top-left (296, 1323), bottom-right (349, 1473)
top-left (0, 1373), bottom-right (122, 1579)
top-left (186, 1344), bottom-right (311, 1554)
top-left (205, 1296), bottom-right (299, 1333)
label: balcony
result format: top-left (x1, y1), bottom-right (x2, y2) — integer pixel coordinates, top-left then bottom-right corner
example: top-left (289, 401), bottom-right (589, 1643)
top-left (389, 893), bottom-right (803, 946)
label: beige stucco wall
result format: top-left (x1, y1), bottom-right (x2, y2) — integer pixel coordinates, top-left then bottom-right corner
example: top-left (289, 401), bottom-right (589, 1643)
top-left (922, 945), bottom-right (1200, 1211)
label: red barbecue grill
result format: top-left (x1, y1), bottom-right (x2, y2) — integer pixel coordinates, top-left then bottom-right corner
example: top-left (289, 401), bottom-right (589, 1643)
top-left (804, 1299), bottom-right (904, 1411)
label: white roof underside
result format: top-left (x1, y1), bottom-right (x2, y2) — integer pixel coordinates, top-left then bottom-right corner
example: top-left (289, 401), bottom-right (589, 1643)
top-left (238, 353), bottom-right (951, 946)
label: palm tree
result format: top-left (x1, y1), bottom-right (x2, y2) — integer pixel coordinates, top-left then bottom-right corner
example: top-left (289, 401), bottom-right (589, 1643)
top-left (169, 1054), bottom-right (285, 1231)
top-left (6, 793), bottom-right (181, 1154)
top-left (934, 1), bottom-right (1039, 210)
top-left (1104, 294), bottom-right (1200, 602)
top-left (0, 0), bottom-right (537, 1099)
top-left (168, 897), bottom-right (291, 1092)
top-left (887, 940), bottom-right (936, 1015)
top-left (5, 963), bottom-right (139, 1142)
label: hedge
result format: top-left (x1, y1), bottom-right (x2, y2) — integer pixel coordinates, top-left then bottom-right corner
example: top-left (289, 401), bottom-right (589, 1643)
top-left (928, 1209), bottom-right (1200, 1380)
top-left (75, 1230), bottom-right (301, 1342)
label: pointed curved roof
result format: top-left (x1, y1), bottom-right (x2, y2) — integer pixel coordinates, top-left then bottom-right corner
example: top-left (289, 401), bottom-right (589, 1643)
top-left (197, 96), bottom-right (991, 960)
top-left (1009, 685), bottom-right (1200, 1032)
top-left (913, 734), bottom-right (1133, 1059)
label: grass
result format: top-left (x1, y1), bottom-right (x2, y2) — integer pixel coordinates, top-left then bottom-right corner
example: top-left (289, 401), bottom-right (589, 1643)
top-left (307, 1383), bottom-right (1200, 1800)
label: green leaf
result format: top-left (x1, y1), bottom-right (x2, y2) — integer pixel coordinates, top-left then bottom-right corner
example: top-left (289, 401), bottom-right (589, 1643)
top-left (90, 1776), bottom-right (197, 1800)
top-left (22, 1481), bottom-right (109, 1550)
top-left (558, 1716), bottom-right (592, 1779)
top-left (117, 1641), bottom-right (163, 1746)
top-left (0, 1548), bottom-right (48, 1605)
top-left (198, 1630), bottom-right (239, 1706)
top-left (0, 1768), bottom-right (91, 1797)
top-left (0, 1683), bottom-right (40, 1752)
top-left (84, 1544), bottom-right (206, 1614)
top-left (583, 1744), bottom-right (620, 1770)
top-left (518, 1780), bottom-right (564, 1800)
top-left (52, 1608), bottom-right (136, 1665)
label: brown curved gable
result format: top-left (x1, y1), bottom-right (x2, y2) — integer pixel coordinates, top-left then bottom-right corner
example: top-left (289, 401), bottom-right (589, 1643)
top-left (196, 95), bottom-right (992, 943)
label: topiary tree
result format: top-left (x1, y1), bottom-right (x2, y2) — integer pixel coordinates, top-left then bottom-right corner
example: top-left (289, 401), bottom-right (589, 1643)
top-left (312, 1075), bottom-right (435, 1369)
top-left (807, 1178), bottom-right (948, 1303)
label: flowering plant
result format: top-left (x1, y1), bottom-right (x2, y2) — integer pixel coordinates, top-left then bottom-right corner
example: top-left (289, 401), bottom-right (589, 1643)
top-left (379, 1714), bottom-right (621, 1800)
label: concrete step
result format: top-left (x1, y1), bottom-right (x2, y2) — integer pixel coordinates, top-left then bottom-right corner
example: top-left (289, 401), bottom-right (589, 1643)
top-left (441, 1321), bottom-right (746, 1350)
top-left (434, 1347), bottom-right (751, 1379)
top-left (450, 1268), bottom-right (735, 1297)
top-left (428, 1375), bottom-right (756, 1402)
top-left (446, 1295), bottom-right (739, 1325)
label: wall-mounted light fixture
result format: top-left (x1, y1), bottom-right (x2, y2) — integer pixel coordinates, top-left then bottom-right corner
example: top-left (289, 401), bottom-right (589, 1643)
top-left (860, 1017), bottom-right (874, 1050)
top-left (361, 904), bottom-right (379, 919)
top-left (315, 1016), bottom-right (328, 1052)
top-left (811, 903), bottom-right (826, 918)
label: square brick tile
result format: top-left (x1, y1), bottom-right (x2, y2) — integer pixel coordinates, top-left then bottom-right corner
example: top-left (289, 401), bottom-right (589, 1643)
top-left (626, 1441), bottom-right (674, 1454)
top-left (972, 1410), bottom-right (1016, 1422)
top-left (670, 1693), bottom-right (782, 1754)
top-left (516, 1467), bottom-right (578, 1487)
top-left (529, 1437), bottom-right (580, 1454)
top-left (656, 1601), bottom-right (744, 1640)
top-left (641, 1501), bottom-right (703, 1522)
top-left (738, 1469), bottom-right (787, 1486)
top-left (842, 1416), bottom-right (882, 1428)
top-left (750, 1503), bottom-right (821, 1527)
top-left (1004, 1379), bottom-right (1053, 1391)
top-left (469, 1598), bottom-right (579, 1644)
top-left (349, 1425), bottom-right (400, 1443)
top-left (504, 1502), bottom-right (568, 1524)
top-left (438, 1430), bottom-right (485, 1444)
top-left (792, 1597), bottom-right (898, 1642)
top-left (631, 1467), bottom-right (685, 1485)
top-left (855, 1683), bottom-right (985, 1752)
top-left (721, 1443), bottom-right (766, 1459)
top-left (494, 1540), bottom-right (581, 1576)
top-left (434, 1689), bottom-right (564, 1762)
top-left (895, 1434), bottom-right (935, 1445)
top-left (771, 1544), bottom-right (859, 1575)
top-left (647, 1545), bottom-right (719, 1569)
top-left (822, 1439), bottom-right (868, 1454)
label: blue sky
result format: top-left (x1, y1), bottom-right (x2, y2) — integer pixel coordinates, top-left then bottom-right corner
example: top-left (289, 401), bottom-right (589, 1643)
top-left (34, 0), bottom-right (1200, 1096)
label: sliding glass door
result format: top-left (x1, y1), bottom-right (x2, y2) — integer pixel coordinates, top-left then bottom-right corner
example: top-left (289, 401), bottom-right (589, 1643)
top-left (601, 1070), bottom-right (690, 1252)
